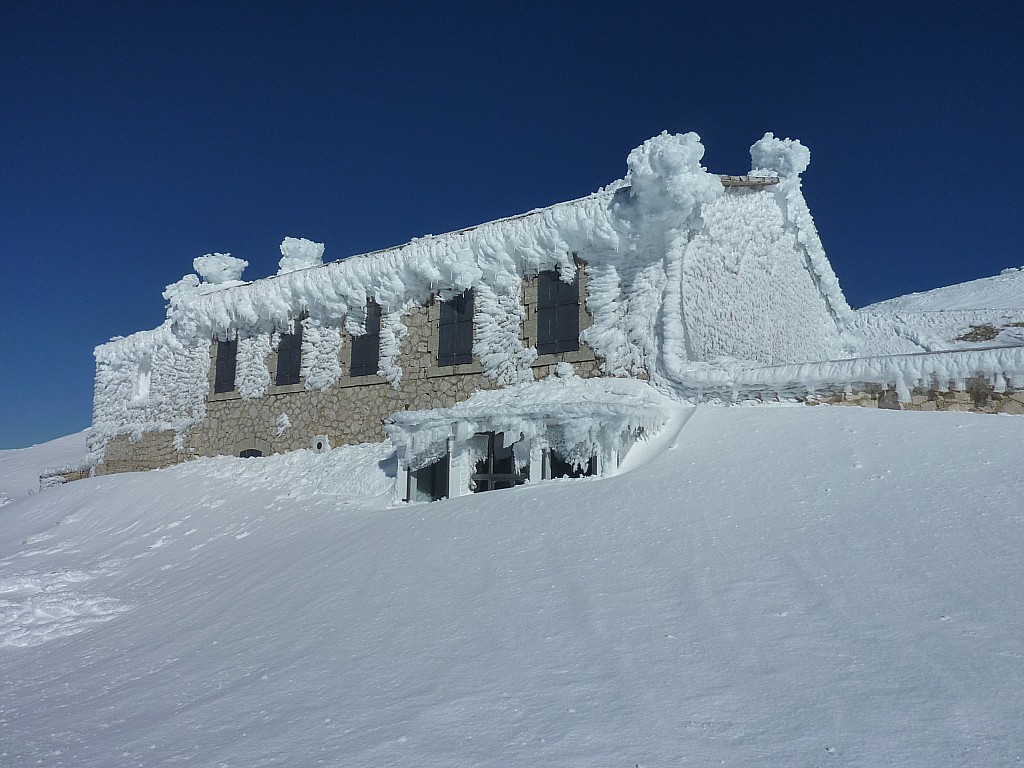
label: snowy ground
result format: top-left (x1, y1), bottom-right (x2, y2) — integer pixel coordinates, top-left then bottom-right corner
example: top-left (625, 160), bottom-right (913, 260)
top-left (0, 430), bottom-right (89, 505)
top-left (850, 267), bottom-right (1024, 354)
top-left (865, 266), bottom-right (1024, 311)
top-left (2, 406), bottom-right (1023, 767)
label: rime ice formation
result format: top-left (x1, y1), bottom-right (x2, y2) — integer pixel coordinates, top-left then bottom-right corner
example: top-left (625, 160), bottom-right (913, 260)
top-left (193, 253), bottom-right (248, 285)
top-left (750, 132), bottom-right (811, 178)
top-left (277, 237), bottom-right (325, 274)
top-left (236, 334), bottom-right (272, 399)
top-left (299, 318), bottom-right (344, 391)
top-left (386, 369), bottom-right (672, 475)
top-left (91, 325), bottom-right (208, 460)
top-left (87, 131), bottom-right (1024, 469)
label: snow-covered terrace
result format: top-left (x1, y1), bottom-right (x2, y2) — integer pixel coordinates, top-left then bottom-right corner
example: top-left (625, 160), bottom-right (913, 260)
top-left (672, 344), bottom-right (1024, 403)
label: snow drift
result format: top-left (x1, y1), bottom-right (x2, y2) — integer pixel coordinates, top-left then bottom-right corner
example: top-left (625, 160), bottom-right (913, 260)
top-left (2, 406), bottom-right (1024, 766)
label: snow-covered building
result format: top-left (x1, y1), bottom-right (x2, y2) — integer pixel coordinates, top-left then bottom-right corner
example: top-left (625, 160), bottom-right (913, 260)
top-left (85, 131), bottom-right (1024, 500)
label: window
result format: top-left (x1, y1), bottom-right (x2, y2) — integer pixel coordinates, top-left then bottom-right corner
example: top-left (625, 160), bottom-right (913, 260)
top-left (137, 356), bottom-right (152, 399)
top-left (438, 290), bottom-right (474, 366)
top-left (239, 449), bottom-right (263, 458)
top-left (350, 300), bottom-right (381, 377)
top-left (275, 321), bottom-right (303, 386)
top-left (537, 270), bottom-right (580, 354)
top-left (546, 450), bottom-right (597, 479)
top-left (407, 455), bottom-right (450, 502)
top-left (214, 337), bottom-right (238, 393)
top-left (471, 432), bottom-right (528, 492)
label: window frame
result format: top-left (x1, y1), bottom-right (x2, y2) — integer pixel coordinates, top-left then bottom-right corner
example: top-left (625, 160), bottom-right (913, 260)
top-left (544, 449), bottom-right (597, 479)
top-left (471, 432), bottom-right (528, 492)
top-left (406, 454), bottom-right (450, 502)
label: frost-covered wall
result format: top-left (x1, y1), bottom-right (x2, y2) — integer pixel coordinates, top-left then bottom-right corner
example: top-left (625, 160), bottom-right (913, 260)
top-left (581, 132), bottom-right (850, 380)
top-left (682, 188), bottom-right (844, 364)
top-left (90, 131), bottom-right (852, 467)
top-left (91, 324), bottom-right (209, 463)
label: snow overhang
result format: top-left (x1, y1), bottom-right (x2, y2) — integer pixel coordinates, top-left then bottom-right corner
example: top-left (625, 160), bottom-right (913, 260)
top-left (384, 370), bottom-right (672, 472)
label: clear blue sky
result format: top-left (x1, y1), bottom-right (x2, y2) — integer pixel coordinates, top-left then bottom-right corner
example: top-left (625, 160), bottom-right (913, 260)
top-left (2, 2), bottom-right (1022, 448)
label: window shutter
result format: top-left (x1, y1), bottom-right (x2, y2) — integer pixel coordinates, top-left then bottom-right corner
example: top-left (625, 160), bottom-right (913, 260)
top-left (214, 338), bottom-right (238, 393)
top-left (275, 321), bottom-right (303, 386)
top-left (536, 270), bottom-right (580, 354)
top-left (438, 290), bottom-right (474, 366)
top-left (350, 301), bottom-right (382, 377)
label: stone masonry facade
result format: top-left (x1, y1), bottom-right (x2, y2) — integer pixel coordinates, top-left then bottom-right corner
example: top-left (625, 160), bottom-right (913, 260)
top-left (806, 379), bottom-right (1024, 414)
top-left (97, 269), bottom-right (602, 475)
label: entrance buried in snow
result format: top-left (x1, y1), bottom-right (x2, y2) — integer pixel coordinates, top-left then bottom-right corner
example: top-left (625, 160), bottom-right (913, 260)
top-left (384, 374), bottom-right (671, 503)
top-left (470, 432), bottom-right (528, 493)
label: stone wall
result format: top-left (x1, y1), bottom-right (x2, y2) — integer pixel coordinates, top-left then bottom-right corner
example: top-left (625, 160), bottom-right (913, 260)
top-left (96, 272), bottom-right (604, 474)
top-left (38, 467), bottom-right (93, 489)
top-left (807, 379), bottom-right (1024, 415)
top-left (88, 369), bottom-right (1024, 480)
top-left (98, 430), bottom-right (192, 476)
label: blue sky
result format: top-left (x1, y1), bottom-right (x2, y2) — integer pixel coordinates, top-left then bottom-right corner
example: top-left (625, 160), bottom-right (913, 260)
top-left (2, 2), bottom-right (1022, 448)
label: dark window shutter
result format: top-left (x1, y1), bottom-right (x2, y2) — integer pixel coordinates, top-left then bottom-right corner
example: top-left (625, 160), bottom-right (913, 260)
top-left (275, 321), bottom-right (303, 386)
top-left (557, 303), bottom-right (579, 350)
top-left (350, 301), bottom-right (381, 377)
top-left (438, 290), bottom-right (474, 366)
top-left (537, 270), bottom-right (580, 354)
top-left (214, 338), bottom-right (237, 393)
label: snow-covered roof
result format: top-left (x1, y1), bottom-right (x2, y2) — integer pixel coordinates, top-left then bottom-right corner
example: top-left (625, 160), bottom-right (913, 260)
top-left (138, 131), bottom-right (850, 373)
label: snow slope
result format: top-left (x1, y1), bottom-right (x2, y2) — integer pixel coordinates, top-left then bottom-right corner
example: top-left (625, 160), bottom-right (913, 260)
top-left (849, 268), bottom-right (1024, 355)
top-left (865, 267), bottom-right (1024, 311)
top-left (0, 430), bottom-right (89, 504)
top-left (2, 407), bottom-right (1023, 767)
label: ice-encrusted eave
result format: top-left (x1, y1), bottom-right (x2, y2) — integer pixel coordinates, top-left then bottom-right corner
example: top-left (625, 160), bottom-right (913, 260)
top-left (165, 189), bottom-right (624, 344)
top-left (385, 373), bottom-right (672, 472)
